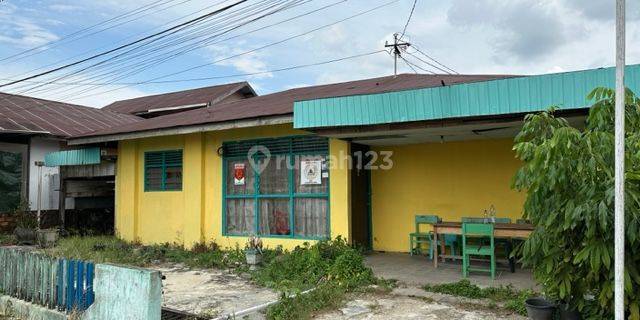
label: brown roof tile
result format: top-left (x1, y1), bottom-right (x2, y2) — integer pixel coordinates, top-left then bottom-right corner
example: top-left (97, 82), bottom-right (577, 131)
top-left (0, 92), bottom-right (142, 137)
top-left (102, 82), bottom-right (255, 115)
top-left (74, 73), bottom-right (515, 139)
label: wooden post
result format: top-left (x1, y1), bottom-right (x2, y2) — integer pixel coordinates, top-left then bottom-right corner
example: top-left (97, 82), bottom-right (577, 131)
top-left (58, 168), bottom-right (66, 231)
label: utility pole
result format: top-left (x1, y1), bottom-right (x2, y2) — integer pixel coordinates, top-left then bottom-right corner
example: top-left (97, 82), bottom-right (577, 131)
top-left (614, 0), bottom-right (626, 318)
top-left (385, 33), bottom-right (410, 77)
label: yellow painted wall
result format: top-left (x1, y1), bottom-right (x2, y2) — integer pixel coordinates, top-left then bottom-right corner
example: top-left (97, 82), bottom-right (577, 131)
top-left (115, 124), bottom-right (352, 250)
top-left (370, 138), bottom-right (525, 252)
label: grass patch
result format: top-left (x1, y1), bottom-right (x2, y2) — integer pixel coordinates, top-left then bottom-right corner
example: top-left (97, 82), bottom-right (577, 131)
top-left (423, 279), bottom-right (535, 316)
top-left (43, 236), bottom-right (246, 269)
top-left (44, 236), bottom-right (381, 320)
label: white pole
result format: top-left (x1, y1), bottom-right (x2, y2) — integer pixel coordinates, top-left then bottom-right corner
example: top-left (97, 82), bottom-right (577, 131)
top-left (36, 162), bottom-right (42, 230)
top-left (614, 0), bottom-right (626, 318)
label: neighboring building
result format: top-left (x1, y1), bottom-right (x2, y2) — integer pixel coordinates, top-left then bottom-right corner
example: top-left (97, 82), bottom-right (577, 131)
top-left (67, 66), bottom-right (639, 251)
top-left (0, 92), bottom-right (141, 221)
top-left (102, 82), bottom-right (256, 118)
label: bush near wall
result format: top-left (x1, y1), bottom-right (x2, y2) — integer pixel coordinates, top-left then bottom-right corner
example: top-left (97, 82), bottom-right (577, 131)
top-left (513, 88), bottom-right (640, 319)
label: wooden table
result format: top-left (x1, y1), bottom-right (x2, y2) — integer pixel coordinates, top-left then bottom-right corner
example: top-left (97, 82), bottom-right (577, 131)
top-left (432, 222), bottom-right (534, 268)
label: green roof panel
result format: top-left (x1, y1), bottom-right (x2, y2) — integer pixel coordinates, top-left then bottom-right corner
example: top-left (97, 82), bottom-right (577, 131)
top-left (44, 148), bottom-right (101, 167)
top-left (293, 65), bottom-right (640, 128)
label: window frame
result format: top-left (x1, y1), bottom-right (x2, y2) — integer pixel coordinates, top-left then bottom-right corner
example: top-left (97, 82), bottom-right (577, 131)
top-left (144, 149), bottom-right (183, 192)
top-left (222, 137), bottom-right (330, 240)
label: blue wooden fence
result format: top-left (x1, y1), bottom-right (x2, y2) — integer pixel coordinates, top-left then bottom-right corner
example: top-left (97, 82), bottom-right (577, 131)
top-left (0, 247), bottom-right (95, 312)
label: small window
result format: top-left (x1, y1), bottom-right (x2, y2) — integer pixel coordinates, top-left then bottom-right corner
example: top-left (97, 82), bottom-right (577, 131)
top-left (144, 150), bottom-right (182, 191)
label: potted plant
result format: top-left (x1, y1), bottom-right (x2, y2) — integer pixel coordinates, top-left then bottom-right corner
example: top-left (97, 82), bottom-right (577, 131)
top-left (524, 297), bottom-right (556, 320)
top-left (13, 201), bottom-right (37, 245)
top-left (245, 235), bottom-right (263, 270)
top-left (37, 228), bottom-right (59, 248)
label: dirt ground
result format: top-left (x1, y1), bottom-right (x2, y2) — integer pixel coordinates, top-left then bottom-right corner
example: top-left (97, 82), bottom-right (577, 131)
top-left (153, 264), bottom-right (278, 318)
top-left (316, 285), bottom-right (526, 320)
top-left (153, 264), bottom-right (525, 320)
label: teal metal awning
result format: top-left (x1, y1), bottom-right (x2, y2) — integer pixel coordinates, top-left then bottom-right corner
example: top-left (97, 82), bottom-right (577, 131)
top-left (294, 64), bottom-right (640, 129)
top-left (44, 148), bottom-right (101, 167)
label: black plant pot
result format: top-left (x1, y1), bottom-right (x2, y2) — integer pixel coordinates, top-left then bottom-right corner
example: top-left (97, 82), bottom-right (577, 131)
top-left (14, 227), bottom-right (36, 245)
top-left (525, 297), bottom-right (556, 320)
top-left (558, 304), bottom-right (581, 320)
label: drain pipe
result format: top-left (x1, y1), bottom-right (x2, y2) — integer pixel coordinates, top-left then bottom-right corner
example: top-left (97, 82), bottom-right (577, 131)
top-left (210, 288), bottom-right (315, 320)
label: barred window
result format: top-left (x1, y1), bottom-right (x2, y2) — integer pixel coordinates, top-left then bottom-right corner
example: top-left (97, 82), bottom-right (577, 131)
top-left (144, 150), bottom-right (183, 191)
top-left (223, 136), bottom-right (329, 239)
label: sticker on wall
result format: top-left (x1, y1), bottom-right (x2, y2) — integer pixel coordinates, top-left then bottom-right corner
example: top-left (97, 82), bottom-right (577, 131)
top-left (234, 163), bottom-right (245, 185)
top-left (300, 159), bottom-right (322, 185)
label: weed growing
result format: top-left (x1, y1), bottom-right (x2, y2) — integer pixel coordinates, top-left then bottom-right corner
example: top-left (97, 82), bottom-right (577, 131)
top-left (423, 279), bottom-right (535, 316)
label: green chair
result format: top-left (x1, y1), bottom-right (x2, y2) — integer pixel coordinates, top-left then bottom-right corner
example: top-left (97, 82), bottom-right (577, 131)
top-left (462, 217), bottom-right (486, 223)
top-left (409, 215), bottom-right (439, 258)
top-left (462, 223), bottom-right (496, 279)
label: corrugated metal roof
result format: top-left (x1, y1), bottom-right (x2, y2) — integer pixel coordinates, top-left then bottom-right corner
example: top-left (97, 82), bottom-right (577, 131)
top-left (0, 92), bottom-right (142, 137)
top-left (44, 148), bottom-right (101, 167)
top-left (293, 65), bottom-right (640, 129)
top-left (102, 82), bottom-right (255, 115)
top-left (71, 73), bottom-right (512, 139)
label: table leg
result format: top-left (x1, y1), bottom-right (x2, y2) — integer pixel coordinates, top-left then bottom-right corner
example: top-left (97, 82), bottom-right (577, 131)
top-left (433, 229), bottom-right (438, 268)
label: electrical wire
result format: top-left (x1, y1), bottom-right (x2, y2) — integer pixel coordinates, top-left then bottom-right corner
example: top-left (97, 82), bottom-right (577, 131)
top-left (62, 0), bottom-right (401, 101)
top-left (15, 0), bottom-right (296, 95)
top-left (405, 51), bottom-right (451, 74)
top-left (402, 55), bottom-right (435, 74)
top-left (410, 44), bottom-right (458, 74)
top-left (0, 0), bottom-right (250, 89)
top-left (399, 0), bottom-right (417, 39)
top-left (33, 0), bottom-right (309, 98)
top-left (0, 0), bottom-right (186, 63)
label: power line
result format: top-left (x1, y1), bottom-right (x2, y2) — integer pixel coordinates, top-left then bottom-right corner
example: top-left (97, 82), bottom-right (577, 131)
top-left (40, 0), bottom-right (309, 99)
top-left (16, 0), bottom-right (297, 96)
top-left (8, 50), bottom-right (386, 87)
top-left (405, 52), bottom-right (451, 74)
top-left (400, 56), bottom-right (419, 74)
top-left (410, 44), bottom-right (458, 74)
top-left (0, 0), bottom-right (249, 89)
top-left (0, 0), bottom-right (185, 63)
top-left (5, 0), bottom-right (230, 79)
top-left (59, 0), bottom-right (401, 101)
top-left (401, 56), bottom-right (435, 74)
top-left (399, 0), bottom-right (417, 39)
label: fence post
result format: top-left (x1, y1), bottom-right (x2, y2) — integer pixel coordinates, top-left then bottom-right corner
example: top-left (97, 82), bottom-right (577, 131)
top-left (65, 260), bottom-right (76, 311)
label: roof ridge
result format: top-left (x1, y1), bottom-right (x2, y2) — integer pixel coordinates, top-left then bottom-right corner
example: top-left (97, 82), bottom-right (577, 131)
top-left (102, 81), bottom-right (250, 108)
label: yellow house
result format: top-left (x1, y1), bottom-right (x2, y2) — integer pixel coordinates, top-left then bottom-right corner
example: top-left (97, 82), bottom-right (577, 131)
top-left (68, 67), bottom-right (610, 252)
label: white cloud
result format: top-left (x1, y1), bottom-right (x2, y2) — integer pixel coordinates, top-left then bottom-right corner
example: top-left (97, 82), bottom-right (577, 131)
top-left (48, 4), bottom-right (83, 13)
top-left (205, 44), bottom-right (274, 79)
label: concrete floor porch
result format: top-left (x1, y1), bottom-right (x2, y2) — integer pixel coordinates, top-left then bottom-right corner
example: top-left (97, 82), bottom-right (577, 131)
top-left (365, 252), bottom-right (537, 290)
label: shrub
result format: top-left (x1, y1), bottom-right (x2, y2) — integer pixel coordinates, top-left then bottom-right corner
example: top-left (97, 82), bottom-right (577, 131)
top-left (513, 88), bottom-right (640, 319)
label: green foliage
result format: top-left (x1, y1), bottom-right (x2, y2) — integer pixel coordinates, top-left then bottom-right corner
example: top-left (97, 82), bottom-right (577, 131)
top-left (512, 87), bottom-right (640, 319)
top-left (254, 237), bottom-right (377, 319)
top-left (0, 233), bottom-right (16, 246)
top-left (422, 279), bottom-right (535, 316)
top-left (13, 200), bottom-right (37, 229)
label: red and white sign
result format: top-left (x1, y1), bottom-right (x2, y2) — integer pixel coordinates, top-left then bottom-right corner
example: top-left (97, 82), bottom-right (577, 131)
top-left (234, 163), bottom-right (245, 185)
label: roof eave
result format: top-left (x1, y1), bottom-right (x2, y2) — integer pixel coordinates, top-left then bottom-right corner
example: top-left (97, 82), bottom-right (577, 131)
top-left (67, 114), bottom-right (293, 145)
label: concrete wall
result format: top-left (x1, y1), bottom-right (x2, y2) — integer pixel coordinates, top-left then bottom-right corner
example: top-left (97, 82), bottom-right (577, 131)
top-left (370, 138), bottom-right (526, 252)
top-left (83, 264), bottom-right (162, 320)
top-left (28, 137), bottom-right (60, 211)
top-left (115, 123), bottom-right (352, 249)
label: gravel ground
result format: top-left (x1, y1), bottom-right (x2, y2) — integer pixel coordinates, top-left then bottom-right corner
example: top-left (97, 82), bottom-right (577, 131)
top-left (154, 264), bottom-right (278, 319)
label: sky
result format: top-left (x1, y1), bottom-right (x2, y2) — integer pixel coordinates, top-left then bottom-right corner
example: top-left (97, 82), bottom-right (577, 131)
top-left (0, 0), bottom-right (639, 108)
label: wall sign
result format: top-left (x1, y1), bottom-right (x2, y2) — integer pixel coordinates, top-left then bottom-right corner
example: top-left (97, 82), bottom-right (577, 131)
top-left (300, 159), bottom-right (322, 185)
top-left (234, 163), bottom-right (245, 185)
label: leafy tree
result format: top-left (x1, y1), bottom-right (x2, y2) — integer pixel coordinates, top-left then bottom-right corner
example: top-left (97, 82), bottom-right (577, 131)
top-left (512, 88), bottom-right (640, 319)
